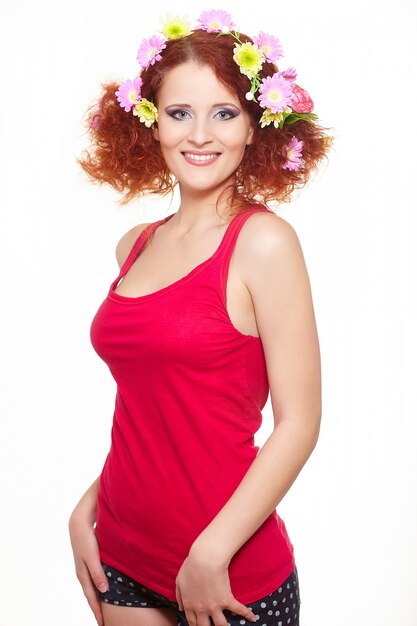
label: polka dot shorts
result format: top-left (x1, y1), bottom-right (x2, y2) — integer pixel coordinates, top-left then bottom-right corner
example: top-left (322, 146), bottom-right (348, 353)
top-left (98, 561), bottom-right (300, 626)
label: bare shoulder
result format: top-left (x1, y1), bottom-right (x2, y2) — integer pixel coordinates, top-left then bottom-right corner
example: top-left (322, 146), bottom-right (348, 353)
top-left (236, 210), bottom-right (305, 282)
top-left (115, 223), bottom-right (151, 269)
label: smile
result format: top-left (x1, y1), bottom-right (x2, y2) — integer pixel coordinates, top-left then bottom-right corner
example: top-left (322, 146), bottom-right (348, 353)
top-left (182, 152), bottom-right (221, 166)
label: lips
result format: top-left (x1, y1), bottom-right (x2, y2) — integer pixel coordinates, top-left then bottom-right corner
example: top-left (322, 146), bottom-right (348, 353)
top-left (181, 151), bottom-right (221, 166)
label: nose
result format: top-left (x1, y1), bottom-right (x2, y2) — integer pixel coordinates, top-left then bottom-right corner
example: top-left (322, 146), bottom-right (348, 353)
top-left (187, 117), bottom-right (213, 146)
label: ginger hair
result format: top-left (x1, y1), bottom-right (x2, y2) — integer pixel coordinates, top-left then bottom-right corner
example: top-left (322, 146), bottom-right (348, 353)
top-left (78, 29), bottom-right (335, 210)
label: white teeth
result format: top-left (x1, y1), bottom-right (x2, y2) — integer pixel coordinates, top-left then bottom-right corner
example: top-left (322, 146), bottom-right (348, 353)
top-left (183, 153), bottom-right (219, 161)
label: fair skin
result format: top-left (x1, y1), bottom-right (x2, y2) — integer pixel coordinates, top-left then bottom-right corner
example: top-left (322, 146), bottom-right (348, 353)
top-left (69, 60), bottom-right (321, 626)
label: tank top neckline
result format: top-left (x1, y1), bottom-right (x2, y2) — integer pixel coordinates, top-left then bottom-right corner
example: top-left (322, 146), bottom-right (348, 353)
top-left (107, 204), bottom-right (264, 305)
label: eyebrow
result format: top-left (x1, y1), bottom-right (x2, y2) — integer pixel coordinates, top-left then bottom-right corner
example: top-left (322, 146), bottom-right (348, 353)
top-left (165, 102), bottom-right (240, 108)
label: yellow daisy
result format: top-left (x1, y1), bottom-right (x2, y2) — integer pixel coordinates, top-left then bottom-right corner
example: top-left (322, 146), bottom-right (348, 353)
top-left (133, 98), bottom-right (158, 128)
top-left (233, 42), bottom-right (264, 80)
top-left (260, 106), bottom-right (293, 128)
top-left (159, 13), bottom-right (192, 40)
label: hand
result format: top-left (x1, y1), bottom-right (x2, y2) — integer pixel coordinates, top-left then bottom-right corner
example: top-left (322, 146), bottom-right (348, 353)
top-left (175, 548), bottom-right (257, 626)
top-left (68, 515), bottom-right (109, 626)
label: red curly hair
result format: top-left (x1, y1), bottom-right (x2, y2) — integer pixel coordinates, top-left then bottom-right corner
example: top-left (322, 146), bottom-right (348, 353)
top-left (78, 29), bottom-right (334, 210)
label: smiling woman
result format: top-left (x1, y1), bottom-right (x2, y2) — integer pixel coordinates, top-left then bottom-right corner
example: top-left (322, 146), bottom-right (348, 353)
top-left (78, 25), bottom-right (333, 209)
top-left (70, 9), bottom-right (334, 626)
top-left (151, 62), bottom-right (254, 196)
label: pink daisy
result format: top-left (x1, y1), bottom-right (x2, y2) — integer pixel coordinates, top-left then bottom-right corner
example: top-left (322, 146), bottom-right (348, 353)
top-left (196, 9), bottom-right (236, 32)
top-left (282, 136), bottom-right (304, 171)
top-left (253, 32), bottom-right (284, 63)
top-left (258, 73), bottom-right (293, 113)
top-left (115, 77), bottom-right (143, 112)
top-left (137, 35), bottom-right (167, 69)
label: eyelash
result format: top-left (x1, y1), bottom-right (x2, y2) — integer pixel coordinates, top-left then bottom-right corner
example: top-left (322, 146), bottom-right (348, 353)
top-left (168, 109), bottom-right (237, 121)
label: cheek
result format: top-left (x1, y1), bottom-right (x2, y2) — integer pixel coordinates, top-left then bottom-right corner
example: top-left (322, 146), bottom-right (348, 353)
top-left (227, 139), bottom-right (250, 157)
top-left (156, 121), bottom-right (184, 147)
top-left (223, 125), bottom-right (253, 150)
top-left (158, 140), bottom-right (182, 173)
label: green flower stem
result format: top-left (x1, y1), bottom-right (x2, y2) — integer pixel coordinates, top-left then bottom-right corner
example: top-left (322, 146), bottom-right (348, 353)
top-left (215, 30), bottom-right (244, 45)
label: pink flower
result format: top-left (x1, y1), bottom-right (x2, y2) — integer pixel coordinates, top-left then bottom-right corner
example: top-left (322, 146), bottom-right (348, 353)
top-left (137, 36), bottom-right (167, 69)
top-left (89, 114), bottom-right (100, 130)
top-left (290, 84), bottom-right (314, 113)
top-left (196, 9), bottom-right (236, 32)
top-left (115, 77), bottom-right (143, 112)
top-left (253, 32), bottom-right (284, 63)
top-left (280, 66), bottom-right (297, 82)
top-left (88, 98), bottom-right (103, 130)
top-left (258, 73), bottom-right (293, 113)
top-left (282, 136), bottom-right (304, 171)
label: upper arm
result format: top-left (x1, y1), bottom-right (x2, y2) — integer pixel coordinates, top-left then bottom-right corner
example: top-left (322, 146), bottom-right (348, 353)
top-left (115, 223), bottom-right (151, 269)
top-left (241, 213), bottom-right (322, 433)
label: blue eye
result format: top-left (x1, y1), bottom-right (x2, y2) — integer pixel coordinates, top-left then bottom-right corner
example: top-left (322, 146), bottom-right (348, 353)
top-left (167, 108), bottom-right (238, 121)
top-left (169, 110), bottom-right (191, 120)
top-left (214, 109), bottom-right (237, 120)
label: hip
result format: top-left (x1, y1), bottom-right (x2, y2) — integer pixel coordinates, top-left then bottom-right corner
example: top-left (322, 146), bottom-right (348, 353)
top-left (99, 560), bottom-right (301, 626)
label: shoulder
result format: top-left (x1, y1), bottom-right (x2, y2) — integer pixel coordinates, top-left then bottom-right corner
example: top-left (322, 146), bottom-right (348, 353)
top-left (241, 208), bottom-right (299, 241)
top-left (115, 223), bottom-right (151, 269)
top-left (236, 209), bottom-right (304, 281)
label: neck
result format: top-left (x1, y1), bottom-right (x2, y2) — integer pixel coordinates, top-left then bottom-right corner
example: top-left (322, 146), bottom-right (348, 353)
top-left (175, 179), bottom-right (237, 228)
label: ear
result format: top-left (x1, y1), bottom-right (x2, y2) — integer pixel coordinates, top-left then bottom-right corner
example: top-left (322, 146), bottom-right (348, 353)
top-left (246, 124), bottom-right (255, 146)
top-left (152, 125), bottom-right (159, 142)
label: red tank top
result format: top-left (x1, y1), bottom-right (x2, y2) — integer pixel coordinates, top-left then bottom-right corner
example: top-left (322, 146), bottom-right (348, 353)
top-left (91, 204), bottom-right (295, 604)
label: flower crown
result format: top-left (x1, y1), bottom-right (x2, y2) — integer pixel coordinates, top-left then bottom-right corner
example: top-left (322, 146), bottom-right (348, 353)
top-left (114, 9), bottom-right (318, 172)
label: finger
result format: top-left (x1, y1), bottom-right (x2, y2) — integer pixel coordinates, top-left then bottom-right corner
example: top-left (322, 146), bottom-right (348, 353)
top-left (86, 561), bottom-right (109, 593)
top-left (77, 535), bottom-right (109, 594)
top-left (77, 556), bottom-right (108, 594)
top-left (230, 600), bottom-right (257, 623)
top-left (184, 609), bottom-right (198, 626)
top-left (80, 577), bottom-right (105, 626)
top-left (86, 593), bottom-right (105, 626)
top-left (194, 610), bottom-right (213, 626)
top-left (210, 608), bottom-right (229, 626)
top-left (175, 583), bottom-right (184, 611)
top-left (77, 563), bottom-right (106, 624)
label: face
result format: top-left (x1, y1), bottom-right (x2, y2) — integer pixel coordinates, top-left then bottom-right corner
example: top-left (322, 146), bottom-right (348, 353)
top-left (152, 61), bottom-right (254, 196)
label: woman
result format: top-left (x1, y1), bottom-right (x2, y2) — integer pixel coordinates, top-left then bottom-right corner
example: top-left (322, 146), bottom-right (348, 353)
top-left (68, 10), bottom-right (333, 626)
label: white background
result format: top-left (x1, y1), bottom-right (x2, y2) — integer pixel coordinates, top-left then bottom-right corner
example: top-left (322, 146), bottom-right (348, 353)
top-left (1, 0), bottom-right (416, 625)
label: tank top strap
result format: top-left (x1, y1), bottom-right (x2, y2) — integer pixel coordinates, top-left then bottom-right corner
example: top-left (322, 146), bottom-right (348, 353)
top-left (218, 204), bottom-right (272, 266)
top-left (215, 204), bottom-right (272, 304)
top-left (117, 214), bottom-right (175, 279)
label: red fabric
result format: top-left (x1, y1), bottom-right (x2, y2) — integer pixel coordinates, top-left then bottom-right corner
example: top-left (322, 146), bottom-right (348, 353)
top-left (90, 204), bottom-right (295, 604)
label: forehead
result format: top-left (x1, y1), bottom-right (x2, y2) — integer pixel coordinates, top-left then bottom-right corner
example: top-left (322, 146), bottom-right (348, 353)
top-left (157, 61), bottom-right (239, 104)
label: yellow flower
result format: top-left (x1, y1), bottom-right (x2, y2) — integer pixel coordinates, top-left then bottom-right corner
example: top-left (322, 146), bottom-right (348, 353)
top-left (159, 13), bottom-right (192, 39)
top-left (233, 42), bottom-right (264, 80)
top-left (259, 106), bottom-right (293, 128)
top-left (133, 98), bottom-right (158, 128)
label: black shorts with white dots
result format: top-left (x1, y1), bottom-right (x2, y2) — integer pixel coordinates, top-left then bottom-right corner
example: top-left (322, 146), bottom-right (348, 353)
top-left (98, 560), bottom-right (300, 626)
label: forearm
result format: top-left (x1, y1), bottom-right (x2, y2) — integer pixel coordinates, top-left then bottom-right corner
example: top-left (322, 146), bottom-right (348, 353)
top-left (190, 419), bottom-right (320, 565)
top-left (69, 476), bottom-right (101, 527)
